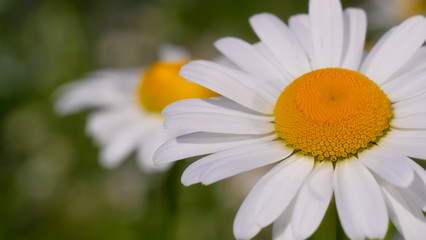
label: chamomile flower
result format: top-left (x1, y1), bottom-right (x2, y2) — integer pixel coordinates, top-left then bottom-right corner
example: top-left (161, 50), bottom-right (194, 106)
top-left (55, 46), bottom-right (217, 171)
top-left (154, 0), bottom-right (426, 239)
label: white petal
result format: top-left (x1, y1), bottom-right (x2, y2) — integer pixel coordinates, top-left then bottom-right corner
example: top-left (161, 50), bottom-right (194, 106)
top-left (392, 93), bottom-right (426, 118)
top-left (334, 158), bottom-right (388, 239)
top-left (136, 127), bottom-right (174, 173)
top-left (214, 37), bottom-right (283, 80)
top-left (164, 112), bottom-right (274, 134)
top-left (180, 60), bottom-right (278, 114)
top-left (382, 70), bottom-right (426, 102)
top-left (358, 146), bottom-right (414, 187)
top-left (410, 160), bottom-right (426, 194)
top-left (99, 123), bottom-right (146, 168)
top-left (340, 8), bottom-right (367, 70)
top-left (272, 200), bottom-right (297, 240)
top-left (273, 224), bottom-right (295, 240)
top-left (402, 160), bottom-right (426, 211)
top-left (382, 188), bottom-right (426, 240)
top-left (86, 106), bottom-right (150, 145)
top-left (291, 162), bottom-right (334, 239)
top-left (252, 42), bottom-right (292, 83)
top-left (288, 14), bottom-right (314, 63)
top-left (309, 0), bottom-right (344, 69)
top-left (378, 174), bottom-right (426, 239)
top-left (378, 175), bottom-right (426, 220)
top-left (386, 127), bottom-right (426, 138)
top-left (360, 16), bottom-right (426, 85)
top-left (392, 113), bottom-right (426, 129)
top-left (379, 129), bottom-right (426, 159)
top-left (154, 132), bottom-right (276, 165)
top-left (233, 155), bottom-right (313, 239)
top-left (55, 86), bottom-right (119, 115)
top-left (389, 46), bottom-right (426, 79)
top-left (86, 111), bottom-right (125, 145)
top-left (249, 13), bottom-right (311, 77)
top-left (54, 69), bottom-right (140, 115)
top-left (181, 141), bottom-right (293, 186)
top-left (162, 97), bottom-right (273, 121)
top-left (55, 80), bottom-right (131, 115)
top-left (85, 107), bottom-right (144, 145)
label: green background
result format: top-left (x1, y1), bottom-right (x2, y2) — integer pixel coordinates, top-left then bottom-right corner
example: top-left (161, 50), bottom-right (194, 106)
top-left (0, 0), bottom-right (419, 239)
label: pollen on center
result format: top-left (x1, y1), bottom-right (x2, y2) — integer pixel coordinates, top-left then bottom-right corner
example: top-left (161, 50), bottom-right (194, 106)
top-left (274, 68), bottom-right (392, 161)
top-left (138, 60), bottom-right (219, 113)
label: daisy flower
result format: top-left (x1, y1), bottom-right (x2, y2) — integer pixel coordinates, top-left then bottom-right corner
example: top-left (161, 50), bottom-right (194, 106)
top-left (55, 45), bottom-right (217, 171)
top-left (154, 0), bottom-right (426, 239)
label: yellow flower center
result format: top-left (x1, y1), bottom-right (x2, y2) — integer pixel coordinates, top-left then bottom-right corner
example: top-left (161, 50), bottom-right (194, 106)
top-left (138, 60), bottom-right (219, 113)
top-left (274, 68), bottom-right (392, 161)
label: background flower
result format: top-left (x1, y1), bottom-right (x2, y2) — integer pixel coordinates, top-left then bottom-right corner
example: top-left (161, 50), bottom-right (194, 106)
top-left (55, 45), bottom-right (218, 171)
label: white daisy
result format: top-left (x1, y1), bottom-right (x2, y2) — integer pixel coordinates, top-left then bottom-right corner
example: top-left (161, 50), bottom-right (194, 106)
top-left (55, 45), bottom-right (218, 171)
top-left (154, 0), bottom-right (426, 239)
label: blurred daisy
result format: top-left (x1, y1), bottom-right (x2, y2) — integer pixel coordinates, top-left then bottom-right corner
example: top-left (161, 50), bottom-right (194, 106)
top-left (154, 0), bottom-right (426, 239)
top-left (369, 0), bottom-right (426, 29)
top-left (55, 45), bottom-right (217, 172)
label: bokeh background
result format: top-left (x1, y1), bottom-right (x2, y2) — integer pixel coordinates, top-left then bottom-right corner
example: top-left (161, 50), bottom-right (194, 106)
top-left (1, 0), bottom-right (425, 239)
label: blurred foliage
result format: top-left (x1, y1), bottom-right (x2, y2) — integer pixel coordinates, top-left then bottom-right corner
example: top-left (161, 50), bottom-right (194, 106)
top-left (0, 0), bottom-right (415, 239)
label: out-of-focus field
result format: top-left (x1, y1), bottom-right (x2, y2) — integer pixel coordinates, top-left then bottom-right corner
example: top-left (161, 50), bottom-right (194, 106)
top-left (2, 0), bottom-right (420, 239)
